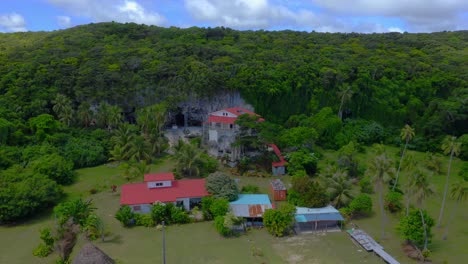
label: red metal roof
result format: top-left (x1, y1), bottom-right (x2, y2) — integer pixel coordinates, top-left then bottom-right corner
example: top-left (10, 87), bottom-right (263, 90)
top-left (269, 144), bottom-right (287, 167)
top-left (207, 115), bottom-right (238, 124)
top-left (144, 173), bottom-right (175, 182)
top-left (120, 179), bottom-right (209, 205)
top-left (224, 107), bottom-right (256, 116)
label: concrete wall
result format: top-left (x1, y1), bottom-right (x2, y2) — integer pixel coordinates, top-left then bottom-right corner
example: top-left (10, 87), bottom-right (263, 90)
top-left (131, 204), bottom-right (152, 214)
top-left (147, 180), bottom-right (172, 189)
top-left (272, 166), bottom-right (286, 176)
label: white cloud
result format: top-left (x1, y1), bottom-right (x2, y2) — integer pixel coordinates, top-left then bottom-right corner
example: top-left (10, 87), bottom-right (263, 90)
top-left (57, 16), bottom-right (71, 28)
top-left (311, 0), bottom-right (468, 31)
top-left (0, 13), bottom-right (27, 32)
top-left (388, 27), bottom-right (403, 33)
top-left (48, 0), bottom-right (166, 25)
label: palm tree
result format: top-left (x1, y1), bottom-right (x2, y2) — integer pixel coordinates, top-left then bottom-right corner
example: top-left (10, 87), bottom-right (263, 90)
top-left (77, 102), bottom-right (93, 127)
top-left (52, 94), bottom-right (71, 117)
top-left (367, 149), bottom-right (395, 239)
top-left (325, 169), bottom-right (354, 208)
top-left (59, 104), bottom-right (75, 127)
top-left (337, 85), bottom-right (353, 119)
top-left (412, 171), bottom-right (434, 250)
top-left (174, 142), bottom-right (202, 177)
top-left (442, 180), bottom-right (467, 240)
top-left (110, 124), bottom-right (137, 162)
top-left (438, 136), bottom-right (462, 227)
top-left (128, 135), bottom-right (151, 162)
top-left (108, 105), bottom-right (122, 130)
top-left (393, 124), bottom-right (415, 190)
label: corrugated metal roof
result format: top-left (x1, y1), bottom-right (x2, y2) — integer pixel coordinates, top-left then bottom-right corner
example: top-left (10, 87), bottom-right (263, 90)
top-left (230, 194), bottom-right (272, 205)
top-left (295, 205), bottom-right (344, 222)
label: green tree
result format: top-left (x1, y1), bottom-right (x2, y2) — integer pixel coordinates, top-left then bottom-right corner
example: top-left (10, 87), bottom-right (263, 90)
top-left (399, 209), bottom-right (434, 250)
top-left (76, 102), bottom-right (93, 127)
top-left (263, 203), bottom-right (296, 237)
top-left (174, 141), bottom-right (202, 177)
top-left (288, 176), bottom-right (328, 208)
top-left (205, 172), bottom-right (239, 201)
top-left (209, 198), bottom-right (229, 218)
top-left (366, 148), bottom-right (395, 239)
top-left (323, 169), bottom-right (354, 208)
top-left (337, 85), bottom-right (353, 119)
top-left (442, 180), bottom-right (468, 240)
top-left (348, 194), bottom-right (373, 217)
top-left (115, 205), bottom-right (135, 227)
top-left (438, 136), bottom-right (462, 227)
top-left (28, 114), bottom-right (60, 141)
top-left (54, 198), bottom-right (96, 226)
top-left (393, 124), bottom-right (415, 190)
top-left (412, 171), bottom-right (434, 250)
top-left (29, 153), bottom-right (75, 184)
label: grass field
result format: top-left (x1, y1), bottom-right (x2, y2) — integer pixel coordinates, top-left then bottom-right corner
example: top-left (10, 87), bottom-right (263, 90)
top-left (0, 147), bottom-right (466, 264)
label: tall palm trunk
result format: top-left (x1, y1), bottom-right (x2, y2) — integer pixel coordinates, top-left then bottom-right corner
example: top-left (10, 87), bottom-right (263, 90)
top-left (378, 179), bottom-right (386, 239)
top-left (442, 201), bottom-right (458, 240)
top-left (393, 137), bottom-right (409, 190)
top-left (338, 95), bottom-right (345, 119)
top-left (419, 209), bottom-right (428, 250)
top-left (438, 150), bottom-right (454, 227)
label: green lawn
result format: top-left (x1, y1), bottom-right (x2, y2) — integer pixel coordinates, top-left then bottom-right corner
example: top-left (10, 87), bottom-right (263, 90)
top-left (1, 149), bottom-right (465, 264)
top-left (321, 146), bottom-right (468, 264)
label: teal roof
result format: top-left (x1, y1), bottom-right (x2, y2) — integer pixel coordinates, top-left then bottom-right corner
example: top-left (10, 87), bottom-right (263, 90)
top-left (230, 194), bottom-right (272, 205)
top-left (295, 205), bottom-right (344, 222)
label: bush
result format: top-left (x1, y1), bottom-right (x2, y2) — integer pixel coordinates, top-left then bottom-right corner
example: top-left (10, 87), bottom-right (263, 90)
top-left (205, 172), bottom-right (239, 201)
top-left (241, 184), bottom-right (260, 194)
top-left (210, 198), bottom-right (229, 218)
top-left (359, 177), bottom-right (374, 194)
top-left (29, 153), bottom-right (76, 185)
top-left (170, 206), bottom-right (191, 224)
top-left (151, 202), bottom-right (172, 224)
top-left (33, 243), bottom-right (53, 257)
top-left (115, 206), bottom-right (135, 227)
top-left (136, 213), bottom-right (155, 227)
top-left (399, 209), bottom-right (435, 248)
top-left (214, 215), bottom-right (232, 237)
top-left (349, 194), bottom-right (372, 216)
top-left (385, 191), bottom-right (403, 213)
top-left (198, 153), bottom-right (218, 177)
top-left (459, 163), bottom-right (468, 181)
top-left (263, 203), bottom-right (296, 237)
top-left (84, 214), bottom-right (104, 240)
top-left (201, 196), bottom-right (215, 220)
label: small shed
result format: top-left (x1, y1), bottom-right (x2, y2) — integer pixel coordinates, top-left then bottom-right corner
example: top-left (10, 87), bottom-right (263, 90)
top-left (229, 194), bottom-right (272, 226)
top-left (294, 205), bottom-right (344, 233)
top-left (270, 179), bottom-right (287, 201)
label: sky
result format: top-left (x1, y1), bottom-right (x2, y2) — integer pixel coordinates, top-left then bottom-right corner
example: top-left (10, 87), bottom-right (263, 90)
top-left (0, 0), bottom-right (467, 33)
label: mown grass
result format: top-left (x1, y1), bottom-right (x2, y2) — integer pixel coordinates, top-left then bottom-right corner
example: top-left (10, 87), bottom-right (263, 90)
top-left (1, 147), bottom-right (465, 264)
top-left (321, 145), bottom-right (468, 263)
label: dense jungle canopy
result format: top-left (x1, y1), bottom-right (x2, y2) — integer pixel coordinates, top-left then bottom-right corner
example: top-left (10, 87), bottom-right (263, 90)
top-left (0, 22), bottom-right (467, 148)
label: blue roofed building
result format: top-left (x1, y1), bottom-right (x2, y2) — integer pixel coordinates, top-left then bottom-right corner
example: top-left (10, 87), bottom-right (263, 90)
top-left (295, 205), bottom-right (344, 232)
top-left (229, 194), bottom-right (273, 226)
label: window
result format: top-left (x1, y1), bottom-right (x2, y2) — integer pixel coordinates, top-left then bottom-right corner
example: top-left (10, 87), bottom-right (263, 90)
top-left (229, 124), bottom-right (233, 129)
top-left (133, 205), bottom-right (141, 211)
top-left (155, 182), bottom-right (163, 186)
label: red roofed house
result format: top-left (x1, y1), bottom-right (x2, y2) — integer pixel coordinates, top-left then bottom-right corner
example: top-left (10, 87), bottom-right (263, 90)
top-left (268, 144), bottom-right (286, 176)
top-left (203, 107), bottom-right (263, 161)
top-left (120, 172), bottom-right (209, 213)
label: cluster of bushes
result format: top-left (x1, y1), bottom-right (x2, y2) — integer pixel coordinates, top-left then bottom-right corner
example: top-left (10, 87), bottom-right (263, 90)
top-left (385, 191), bottom-right (404, 213)
top-left (263, 203), bottom-right (296, 237)
top-left (339, 194), bottom-right (373, 220)
top-left (214, 212), bottom-right (244, 237)
top-left (115, 203), bottom-right (191, 228)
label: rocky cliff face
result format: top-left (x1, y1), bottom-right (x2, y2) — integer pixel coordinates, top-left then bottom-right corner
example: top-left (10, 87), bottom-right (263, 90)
top-left (167, 91), bottom-right (253, 127)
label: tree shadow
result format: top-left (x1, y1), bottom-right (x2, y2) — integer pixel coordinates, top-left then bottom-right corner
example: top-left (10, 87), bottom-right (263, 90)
top-left (103, 234), bottom-right (123, 244)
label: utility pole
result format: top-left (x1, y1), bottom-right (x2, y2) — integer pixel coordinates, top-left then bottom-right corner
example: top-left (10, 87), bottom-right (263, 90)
top-left (162, 221), bottom-right (166, 264)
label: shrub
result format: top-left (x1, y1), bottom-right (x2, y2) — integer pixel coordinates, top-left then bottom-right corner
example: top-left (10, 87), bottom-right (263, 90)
top-left (459, 163), bottom-right (468, 181)
top-left (151, 202), bottom-right (172, 224)
top-left (198, 153), bottom-right (218, 177)
top-left (33, 243), bottom-right (53, 257)
top-left (263, 203), bottom-right (296, 237)
top-left (385, 191), bottom-right (403, 213)
top-left (210, 198), bottom-right (229, 218)
top-left (339, 207), bottom-right (352, 222)
top-left (136, 213), bottom-right (155, 227)
top-left (205, 172), bottom-right (239, 201)
top-left (84, 214), bottom-right (104, 240)
top-left (170, 206), bottom-right (191, 224)
top-left (398, 209), bottom-right (435, 248)
top-left (359, 177), bottom-right (374, 194)
top-left (241, 184), bottom-right (260, 194)
top-left (201, 196), bottom-right (215, 220)
top-left (214, 215), bottom-right (232, 237)
top-left (349, 194), bottom-right (372, 216)
top-left (115, 206), bottom-right (135, 227)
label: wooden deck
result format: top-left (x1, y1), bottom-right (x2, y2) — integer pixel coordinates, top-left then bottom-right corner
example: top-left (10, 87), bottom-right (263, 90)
top-left (347, 229), bottom-right (400, 264)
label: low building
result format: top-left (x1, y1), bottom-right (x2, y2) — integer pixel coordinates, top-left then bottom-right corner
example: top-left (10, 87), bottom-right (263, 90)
top-left (229, 194), bottom-right (273, 225)
top-left (294, 205), bottom-right (344, 232)
top-left (270, 179), bottom-right (287, 201)
top-left (120, 172), bottom-right (209, 213)
top-left (268, 144), bottom-right (286, 176)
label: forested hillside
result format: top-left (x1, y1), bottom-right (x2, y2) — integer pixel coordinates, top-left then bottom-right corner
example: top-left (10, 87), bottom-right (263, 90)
top-left (1, 22), bottom-right (467, 133)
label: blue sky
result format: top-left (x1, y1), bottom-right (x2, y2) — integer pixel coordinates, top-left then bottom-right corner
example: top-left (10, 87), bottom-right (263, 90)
top-left (1, 0), bottom-right (467, 33)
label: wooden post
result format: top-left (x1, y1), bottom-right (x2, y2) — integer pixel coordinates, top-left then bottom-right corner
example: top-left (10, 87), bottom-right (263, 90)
top-left (162, 221), bottom-right (166, 264)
